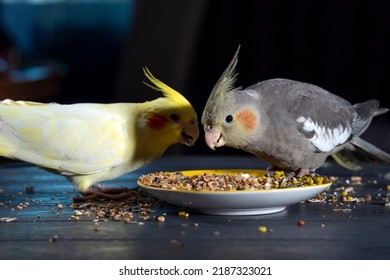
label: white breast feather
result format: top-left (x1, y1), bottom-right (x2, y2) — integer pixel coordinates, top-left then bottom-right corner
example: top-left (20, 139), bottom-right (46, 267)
top-left (296, 116), bottom-right (351, 152)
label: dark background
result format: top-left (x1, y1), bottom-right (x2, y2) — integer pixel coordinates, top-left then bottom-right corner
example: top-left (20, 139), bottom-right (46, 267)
top-left (1, 0), bottom-right (389, 157)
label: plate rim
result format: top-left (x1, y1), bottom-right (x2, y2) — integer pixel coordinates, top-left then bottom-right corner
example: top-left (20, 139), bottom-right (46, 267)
top-left (137, 169), bottom-right (332, 194)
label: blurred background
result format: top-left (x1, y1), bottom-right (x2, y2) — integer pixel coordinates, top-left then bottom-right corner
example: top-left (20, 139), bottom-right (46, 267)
top-left (1, 0), bottom-right (389, 157)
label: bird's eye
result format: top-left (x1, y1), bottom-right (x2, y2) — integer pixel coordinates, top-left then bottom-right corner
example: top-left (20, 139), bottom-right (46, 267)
top-left (225, 115), bottom-right (233, 123)
top-left (169, 113), bottom-right (181, 122)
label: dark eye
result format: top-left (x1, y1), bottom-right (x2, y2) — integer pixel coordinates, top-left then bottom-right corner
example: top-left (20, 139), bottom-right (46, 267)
top-left (170, 113), bottom-right (180, 122)
top-left (225, 115), bottom-right (233, 123)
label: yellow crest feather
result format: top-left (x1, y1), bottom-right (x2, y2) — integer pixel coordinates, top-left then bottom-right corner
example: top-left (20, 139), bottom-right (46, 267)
top-left (143, 67), bottom-right (190, 107)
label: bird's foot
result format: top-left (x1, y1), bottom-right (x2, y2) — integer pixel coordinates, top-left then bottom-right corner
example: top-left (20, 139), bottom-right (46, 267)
top-left (73, 184), bottom-right (140, 202)
top-left (278, 168), bottom-right (318, 187)
top-left (265, 166), bottom-right (317, 187)
top-left (266, 166), bottom-right (292, 187)
top-left (278, 171), bottom-right (296, 188)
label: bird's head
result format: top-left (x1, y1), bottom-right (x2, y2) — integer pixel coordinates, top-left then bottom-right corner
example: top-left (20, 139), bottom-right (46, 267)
top-left (142, 68), bottom-right (199, 147)
top-left (201, 46), bottom-right (260, 151)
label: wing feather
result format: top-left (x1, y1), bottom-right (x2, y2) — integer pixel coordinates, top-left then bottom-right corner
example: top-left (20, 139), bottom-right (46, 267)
top-left (287, 84), bottom-right (353, 152)
top-left (0, 102), bottom-right (130, 175)
top-left (256, 79), bottom-right (354, 152)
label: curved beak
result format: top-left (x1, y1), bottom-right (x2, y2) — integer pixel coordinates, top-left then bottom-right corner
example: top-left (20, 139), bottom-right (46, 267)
top-left (181, 120), bottom-right (199, 146)
top-left (204, 125), bottom-right (225, 150)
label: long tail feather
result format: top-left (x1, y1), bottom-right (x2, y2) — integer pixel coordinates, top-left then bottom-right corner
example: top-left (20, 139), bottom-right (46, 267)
top-left (350, 136), bottom-right (390, 163)
top-left (374, 107), bottom-right (389, 117)
top-left (331, 148), bottom-right (363, 171)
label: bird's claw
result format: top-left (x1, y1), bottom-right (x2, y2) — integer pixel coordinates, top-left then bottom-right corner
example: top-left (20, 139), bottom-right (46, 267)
top-left (72, 191), bottom-right (138, 202)
top-left (278, 171), bottom-right (296, 188)
top-left (279, 177), bottom-right (287, 188)
top-left (73, 184), bottom-right (138, 202)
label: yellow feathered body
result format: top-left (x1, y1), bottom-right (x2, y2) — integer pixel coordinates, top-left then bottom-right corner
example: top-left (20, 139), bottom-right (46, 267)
top-left (0, 69), bottom-right (199, 193)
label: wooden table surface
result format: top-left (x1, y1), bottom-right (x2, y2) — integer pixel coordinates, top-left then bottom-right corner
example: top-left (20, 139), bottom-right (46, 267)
top-left (1, 155), bottom-right (390, 260)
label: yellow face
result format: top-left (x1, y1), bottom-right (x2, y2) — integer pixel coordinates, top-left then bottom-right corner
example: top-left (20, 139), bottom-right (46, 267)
top-left (146, 106), bottom-right (199, 147)
top-left (142, 67), bottom-right (199, 147)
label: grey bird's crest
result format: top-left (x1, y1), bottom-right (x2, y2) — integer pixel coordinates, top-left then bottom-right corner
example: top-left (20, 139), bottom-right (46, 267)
top-left (202, 45), bottom-right (242, 125)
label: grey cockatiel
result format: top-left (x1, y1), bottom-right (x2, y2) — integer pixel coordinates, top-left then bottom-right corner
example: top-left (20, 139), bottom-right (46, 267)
top-left (201, 46), bottom-right (390, 176)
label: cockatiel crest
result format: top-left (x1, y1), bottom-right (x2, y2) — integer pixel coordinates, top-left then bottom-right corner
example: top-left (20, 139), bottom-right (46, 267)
top-left (202, 46), bottom-right (262, 150)
top-left (202, 46), bottom-right (242, 126)
top-left (0, 68), bottom-right (199, 200)
top-left (143, 68), bottom-right (195, 113)
top-left (138, 68), bottom-right (197, 136)
top-left (202, 46), bottom-right (390, 176)
top-left (203, 46), bottom-right (241, 113)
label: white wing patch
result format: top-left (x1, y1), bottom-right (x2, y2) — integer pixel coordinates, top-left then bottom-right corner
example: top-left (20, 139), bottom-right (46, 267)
top-left (296, 116), bottom-right (351, 152)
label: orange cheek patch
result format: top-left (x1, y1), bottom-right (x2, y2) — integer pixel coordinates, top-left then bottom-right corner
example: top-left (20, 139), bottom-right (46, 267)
top-left (236, 109), bottom-right (256, 131)
top-left (148, 114), bottom-right (168, 129)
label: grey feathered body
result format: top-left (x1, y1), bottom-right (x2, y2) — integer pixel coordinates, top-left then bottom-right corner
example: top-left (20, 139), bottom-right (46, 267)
top-left (236, 78), bottom-right (381, 172)
top-left (202, 47), bottom-right (389, 173)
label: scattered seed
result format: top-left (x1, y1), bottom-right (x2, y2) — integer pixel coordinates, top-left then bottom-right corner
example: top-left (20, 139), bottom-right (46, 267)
top-left (178, 211), bottom-right (188, 217)
top-left (156, 216), bottom-right (165, 222)
top-left (308, 192), bottom-right (326, 202)
top-left (73, 210), bottom-right (83, 216)
top-left (0, 217), bottom-right (17, 223)
top-left (258, 226), bottom-right (267, 233)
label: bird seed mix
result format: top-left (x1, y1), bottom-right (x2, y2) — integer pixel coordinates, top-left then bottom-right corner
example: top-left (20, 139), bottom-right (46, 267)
top-left (138, 171), bottom-right (331, 191)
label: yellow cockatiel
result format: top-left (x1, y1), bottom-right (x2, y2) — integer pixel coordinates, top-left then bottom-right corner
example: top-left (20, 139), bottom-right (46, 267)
top-left (0, 68), bottom-right (199, 200)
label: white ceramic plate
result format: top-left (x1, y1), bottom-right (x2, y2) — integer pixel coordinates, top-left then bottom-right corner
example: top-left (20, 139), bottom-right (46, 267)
top-left (137, 169), bottom-right (332, 215)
